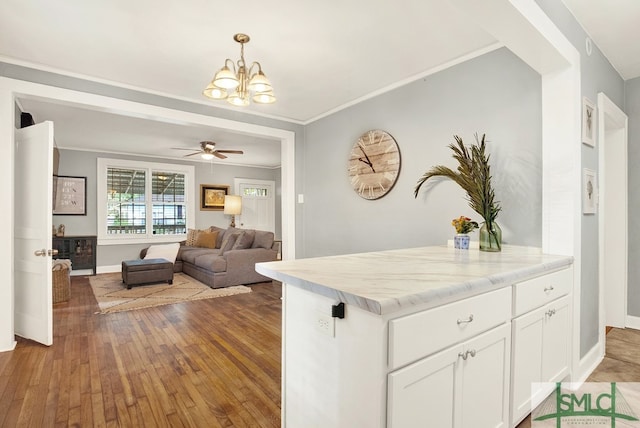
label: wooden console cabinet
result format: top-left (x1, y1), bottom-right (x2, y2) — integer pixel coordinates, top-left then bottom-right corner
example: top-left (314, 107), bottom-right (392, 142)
top-left (52, 235), bottom-right (97, 275)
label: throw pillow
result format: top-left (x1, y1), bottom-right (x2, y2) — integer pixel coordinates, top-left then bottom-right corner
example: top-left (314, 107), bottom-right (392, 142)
top-left (195, 230), bottom-right (219, 249)
top-left (252, 230), bottom-right (275, 249)
top-left (185, 228), bottom-right (199, 246)
top-left (143, 243), bottom-right (180, 264)
top-left (231, 230), bottom-right (255, 250)
top-left (209, 226), bottom-right (226, 248)
top-left (219, 233), bottom-right (240, 255)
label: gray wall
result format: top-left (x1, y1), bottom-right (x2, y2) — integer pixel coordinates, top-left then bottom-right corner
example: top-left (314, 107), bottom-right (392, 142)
top-left (54, 148), bottom-right (279, 267)
top-left (626, 77), bottom-right (640, 316)
top-left (302, 48), bottom-right (542, 257)
top-left (535, 0), bottom-right (626, 357)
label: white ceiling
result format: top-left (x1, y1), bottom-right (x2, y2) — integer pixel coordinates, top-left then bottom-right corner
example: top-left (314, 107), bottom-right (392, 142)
top-left (0, 1), bottom-right (636, 167)
top-left (562, 0), bottom-right (640, 80)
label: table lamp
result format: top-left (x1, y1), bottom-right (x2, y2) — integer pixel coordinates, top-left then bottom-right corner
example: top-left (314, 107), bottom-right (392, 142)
top-left (223, 195), bottom-right (242, 227)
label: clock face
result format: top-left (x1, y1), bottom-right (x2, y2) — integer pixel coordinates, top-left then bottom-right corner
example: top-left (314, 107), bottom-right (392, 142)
top-left (348, 129), bottom-right (401, 200)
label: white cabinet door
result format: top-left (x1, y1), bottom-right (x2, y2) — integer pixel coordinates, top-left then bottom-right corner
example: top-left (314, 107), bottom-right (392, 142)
top-left (388, 323), bottom-right (510, 428)
top-left (459, 323), bottom-right (511, 428)
top-left (542, 295), bottom-right (571, 382)
top-left (388, 343), bottom-right (460, 428)
top-left (511, 305), bottom-right (545, 425)
top-left (511, 295), bottom-right (571, 426)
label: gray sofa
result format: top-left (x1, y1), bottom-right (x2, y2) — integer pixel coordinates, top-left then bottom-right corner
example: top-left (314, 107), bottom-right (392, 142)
top-left (141, 226), bottom-right (278, 288)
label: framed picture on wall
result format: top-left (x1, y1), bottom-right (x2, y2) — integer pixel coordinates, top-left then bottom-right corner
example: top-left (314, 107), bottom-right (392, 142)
top-left (53, 175), bottom-right (87, 215)
top-left (200, 184), bottom-right (229, 211)
top-left (582, 168), bottom-right (597, 214)
top-left (582, 97), bottom-right (596, 147)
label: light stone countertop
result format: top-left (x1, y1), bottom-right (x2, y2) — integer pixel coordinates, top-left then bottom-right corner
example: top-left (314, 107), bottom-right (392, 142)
top-left (255, 245), bottom-right (573, 315)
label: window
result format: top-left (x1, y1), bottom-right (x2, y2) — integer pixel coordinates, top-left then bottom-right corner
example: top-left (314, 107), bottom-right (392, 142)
top-left (242, 186), bottom-right (269, 197)
top-left (98, 158), bottom-right (194, 244)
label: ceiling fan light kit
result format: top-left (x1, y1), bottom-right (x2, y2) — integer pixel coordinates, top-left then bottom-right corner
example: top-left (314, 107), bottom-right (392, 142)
top-left (203, 33), bottom-right (276, 106)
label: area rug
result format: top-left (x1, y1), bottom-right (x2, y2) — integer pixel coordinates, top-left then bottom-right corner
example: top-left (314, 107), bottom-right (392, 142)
top-left (89, 272), bottom-right (252, 314)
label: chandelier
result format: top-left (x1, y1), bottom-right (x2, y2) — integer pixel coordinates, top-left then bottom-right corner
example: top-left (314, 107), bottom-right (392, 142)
top-left (203, 33), bottom-right (275, 106)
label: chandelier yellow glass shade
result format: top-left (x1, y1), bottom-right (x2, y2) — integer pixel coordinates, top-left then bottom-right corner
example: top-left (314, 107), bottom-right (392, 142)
top-left (248, 70), bottom-right (272, 93)
top-left (202, 82), bottom-right (227, 99)
top-left (212, 64), bottom-right (240, 89)
top-left (203, 33), bottom-right (275, 106)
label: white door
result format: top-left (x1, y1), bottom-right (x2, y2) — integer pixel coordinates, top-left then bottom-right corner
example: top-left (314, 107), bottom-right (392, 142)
top-left (235, 178), bottom-right (275, 232)
top-left (14, 121), bottom-right (54, 346)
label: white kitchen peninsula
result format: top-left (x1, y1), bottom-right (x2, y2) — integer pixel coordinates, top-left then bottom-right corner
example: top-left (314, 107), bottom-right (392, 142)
top-left (256, 245), bottom-right (574, 428)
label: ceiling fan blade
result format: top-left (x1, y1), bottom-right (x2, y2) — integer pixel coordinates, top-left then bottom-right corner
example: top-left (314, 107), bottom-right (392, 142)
top-left (183, 151), bottom-right (202, 157)
top-left (213, 152), bottom-right (227, 159)
top-left (172, 147), bottom-right (200, 151)
top-left (215, 150), bottom-right (244, 155)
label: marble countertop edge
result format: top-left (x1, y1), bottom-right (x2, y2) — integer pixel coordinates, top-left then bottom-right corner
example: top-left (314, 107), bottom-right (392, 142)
top-left (255, 247), bottom-right (574, 316)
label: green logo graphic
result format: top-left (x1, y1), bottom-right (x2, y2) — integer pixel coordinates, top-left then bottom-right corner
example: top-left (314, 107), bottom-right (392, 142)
top-left (534, 382), bottom-right (639, 427)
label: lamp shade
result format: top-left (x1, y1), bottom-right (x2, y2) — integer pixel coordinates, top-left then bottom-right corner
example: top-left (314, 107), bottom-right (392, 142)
top-left (252, 91), bottom-right (276, 104)
top-left (213, 66), bottom-right (240, 89)
top-left (223, 195), bottom-right (242, 215)
top-left (248, 71), bottom-right (272, 93)
top-left (202, 82), bottom-right (227, 99)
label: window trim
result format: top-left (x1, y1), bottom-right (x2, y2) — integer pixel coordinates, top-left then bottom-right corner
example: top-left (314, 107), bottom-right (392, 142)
top-left (97, 158), bottom-right (195, 245)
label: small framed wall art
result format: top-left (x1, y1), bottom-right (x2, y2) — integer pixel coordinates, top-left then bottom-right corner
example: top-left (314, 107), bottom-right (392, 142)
top-left (582, 168), bottom-right (597, 214)
top-left (53, 175), bottom-right (87, 215)
top-left (200, 184), bottom-right (229, 211)
top-left (582, 97), bottom-right (596, 147)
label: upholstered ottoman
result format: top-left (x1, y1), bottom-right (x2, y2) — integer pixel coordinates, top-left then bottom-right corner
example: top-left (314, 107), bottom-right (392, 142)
top-left (122, 258), bottom-right (174, 289)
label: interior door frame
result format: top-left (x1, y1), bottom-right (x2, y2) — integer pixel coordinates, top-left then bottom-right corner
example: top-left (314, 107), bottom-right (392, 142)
top-left (8, 81), bottom-right (296, 260)
top-left (597, 92), bottom-right (628, 340)
top-left (0, 76), bottom-right (296, 352)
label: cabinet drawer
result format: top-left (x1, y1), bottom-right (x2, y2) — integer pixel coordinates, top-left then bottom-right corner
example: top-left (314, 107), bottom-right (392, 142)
top-left (513, 268), bottom-right (572, 316)
top-left (388, 287), bottom-right (511, 370)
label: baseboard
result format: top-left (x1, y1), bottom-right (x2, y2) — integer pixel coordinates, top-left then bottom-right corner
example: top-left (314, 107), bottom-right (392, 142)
top-left (574, 341), bottom-right (605, 383)
top-left (97, 265), bottom-right (121, 274)
top-left (625, 315), bottom-right (640, 330)
top-left (70, 269), bottom-right (94, 276)
top-left (0, 339), bottom-right (17, 353)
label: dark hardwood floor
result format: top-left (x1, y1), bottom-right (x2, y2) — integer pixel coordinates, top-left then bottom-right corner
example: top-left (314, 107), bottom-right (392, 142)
top-left (0, 276), bottom-right (282, 427)
top-left (2, 276), bottom-right (638, 428)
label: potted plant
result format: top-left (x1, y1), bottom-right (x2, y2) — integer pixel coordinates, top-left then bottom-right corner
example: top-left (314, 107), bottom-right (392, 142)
top-left (451, 216), bottom-right (478, 249)
top-left (414, 134), bottom-right (502, 251)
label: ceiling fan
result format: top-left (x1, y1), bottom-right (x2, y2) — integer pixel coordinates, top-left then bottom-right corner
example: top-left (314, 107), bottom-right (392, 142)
top-left (173, 141), bottom-right (244, 160)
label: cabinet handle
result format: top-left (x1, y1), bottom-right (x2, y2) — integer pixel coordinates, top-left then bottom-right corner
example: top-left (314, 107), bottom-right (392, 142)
top-left (544, 285), bottom-right (555, 293)
top-left (458, 349), bottom-right (477, 360)
top-left (457, 314), bottom-right (474, 325)
top-left (546, 308), bottom-right (557, 317)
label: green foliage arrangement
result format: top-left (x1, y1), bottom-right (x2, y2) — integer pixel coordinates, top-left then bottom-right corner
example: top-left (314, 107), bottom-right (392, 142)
top-left (414, 133), bottom-right (501, 249)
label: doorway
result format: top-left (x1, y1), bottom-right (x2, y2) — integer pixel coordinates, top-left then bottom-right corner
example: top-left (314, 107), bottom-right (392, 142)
top-left (597, 92), bottom-right (628, 340)
top-left (234, 178), bottom-right (276, 233)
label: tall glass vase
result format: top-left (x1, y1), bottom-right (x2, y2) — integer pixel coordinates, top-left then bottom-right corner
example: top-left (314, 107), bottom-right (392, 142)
top-left (479, 221), bottom-right (502, 252)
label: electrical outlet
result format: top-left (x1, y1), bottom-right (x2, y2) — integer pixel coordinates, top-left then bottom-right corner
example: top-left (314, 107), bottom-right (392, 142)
top-left (316, 313), bottom-right (335, 337)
